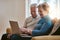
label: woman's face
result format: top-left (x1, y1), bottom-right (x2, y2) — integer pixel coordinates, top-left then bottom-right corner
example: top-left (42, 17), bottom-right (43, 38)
top-left (38, 7), bottom-right (47, 18)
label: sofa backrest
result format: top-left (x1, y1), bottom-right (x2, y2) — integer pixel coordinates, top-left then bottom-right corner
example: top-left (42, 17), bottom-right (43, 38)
top-left (49, 19), bottom-right (60, 35)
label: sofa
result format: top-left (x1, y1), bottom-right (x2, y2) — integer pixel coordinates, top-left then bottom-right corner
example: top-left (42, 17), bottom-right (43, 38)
top-left (7, 18), bottom-right (60, 40)
top-left (31, 19), bottom-right (60, 40)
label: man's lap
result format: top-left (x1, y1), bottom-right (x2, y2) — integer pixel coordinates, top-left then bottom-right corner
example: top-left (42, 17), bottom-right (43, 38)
top-left (10, 34), bottom-right (32, 40)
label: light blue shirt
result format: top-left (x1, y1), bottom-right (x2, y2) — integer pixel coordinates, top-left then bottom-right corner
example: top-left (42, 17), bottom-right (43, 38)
top-left (32, 15), bottom-right (53, 36)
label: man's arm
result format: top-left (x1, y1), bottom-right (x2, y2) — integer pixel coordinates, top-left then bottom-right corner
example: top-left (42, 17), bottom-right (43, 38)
top-left (23, 21), bottom-right (27, 28)
top-left (23, 16), bottom-right (33, 28)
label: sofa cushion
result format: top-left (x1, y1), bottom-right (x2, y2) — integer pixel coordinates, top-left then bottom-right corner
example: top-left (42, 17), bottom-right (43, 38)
top-left (31, 36), bottom-right (60, 40)
top-left (52, 26), bottom-right (60, 35)
top-left (49, 19), bottom-right (60, 35)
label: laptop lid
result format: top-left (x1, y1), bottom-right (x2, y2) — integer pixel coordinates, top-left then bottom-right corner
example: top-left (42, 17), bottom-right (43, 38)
top-left (9, 21), bottom-right (21, 35)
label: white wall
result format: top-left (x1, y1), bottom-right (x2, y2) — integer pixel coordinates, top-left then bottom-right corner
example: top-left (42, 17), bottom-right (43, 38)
top-left (0, 0), bottom-right (25, 39)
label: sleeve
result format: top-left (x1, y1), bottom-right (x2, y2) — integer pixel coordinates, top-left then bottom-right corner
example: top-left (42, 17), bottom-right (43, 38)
top-left (34, 24), bottom-right (42, 30)
top-left (23, 16), bottom-right (33, 28)
top-left (32, 22), bottom-right (52, 36)
top-left (34, 19), bottom-right (42, 30)
top-left (23, 20), bottom-right (27, 28)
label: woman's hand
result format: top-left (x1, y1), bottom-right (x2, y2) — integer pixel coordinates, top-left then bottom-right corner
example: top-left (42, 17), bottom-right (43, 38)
top-left (27, 29), bottom-right (32, 35)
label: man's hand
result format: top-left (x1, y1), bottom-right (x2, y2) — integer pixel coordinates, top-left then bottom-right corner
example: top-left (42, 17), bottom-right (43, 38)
top-left (20, 28), bottom-right (32, 35)
top-left (20, 28), bottom-right (28, 33)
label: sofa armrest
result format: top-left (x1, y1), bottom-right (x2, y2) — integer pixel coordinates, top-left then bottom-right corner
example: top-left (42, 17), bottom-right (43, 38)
top-left (31, 35), bottom-right (60, 40)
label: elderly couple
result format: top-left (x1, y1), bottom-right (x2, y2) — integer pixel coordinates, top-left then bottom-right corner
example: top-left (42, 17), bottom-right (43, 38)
top-left (20, 2), bottom-right (53, 36)
top-left (10, 2), bottom-right (53, 40)
top-left (2, 2), bottom-right (53, 40)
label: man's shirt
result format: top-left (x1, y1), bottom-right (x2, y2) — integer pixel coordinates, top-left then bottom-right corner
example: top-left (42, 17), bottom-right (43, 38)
top-left (32, 15), bottom-right (53, 36)
top-left (24, 16), bottom-right (40, 30)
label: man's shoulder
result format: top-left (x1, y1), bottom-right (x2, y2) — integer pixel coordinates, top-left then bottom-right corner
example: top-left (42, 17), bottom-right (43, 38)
top-left (25, 16), bottom-right (40, 27)
top-left (25, 16), bottom-right (40, 23)
top-left (25, 16), bottom-right (33, 23)
top-left (26, 16), bottom-right (32, 21)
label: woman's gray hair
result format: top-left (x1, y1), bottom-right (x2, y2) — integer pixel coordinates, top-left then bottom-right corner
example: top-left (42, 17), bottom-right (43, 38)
top-left (37, 2), bottom-right (50, 11)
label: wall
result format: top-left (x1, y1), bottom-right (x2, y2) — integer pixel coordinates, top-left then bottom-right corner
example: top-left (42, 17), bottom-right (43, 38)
top-left (0, 0), bottom-right (25, 39)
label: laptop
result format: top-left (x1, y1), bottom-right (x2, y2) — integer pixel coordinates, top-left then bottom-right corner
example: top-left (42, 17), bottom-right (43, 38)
top-left (9, 21), bottom-right (32, 37)
top-left (9, 21), bottom-right (21, 35)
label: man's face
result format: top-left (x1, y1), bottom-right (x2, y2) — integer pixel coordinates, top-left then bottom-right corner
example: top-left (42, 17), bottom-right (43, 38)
top-left (31, 6), bottom-right (37, 18)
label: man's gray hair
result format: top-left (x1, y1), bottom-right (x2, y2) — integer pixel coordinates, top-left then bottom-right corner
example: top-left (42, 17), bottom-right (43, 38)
top-left (30, 3), bottom-right (37, 7)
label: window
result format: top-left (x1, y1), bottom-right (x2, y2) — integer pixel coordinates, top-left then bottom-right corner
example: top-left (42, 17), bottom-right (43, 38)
top-left (25, 0), bottom-right (60, 19)
top-left (25, 0), bottom-right (39, 18)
